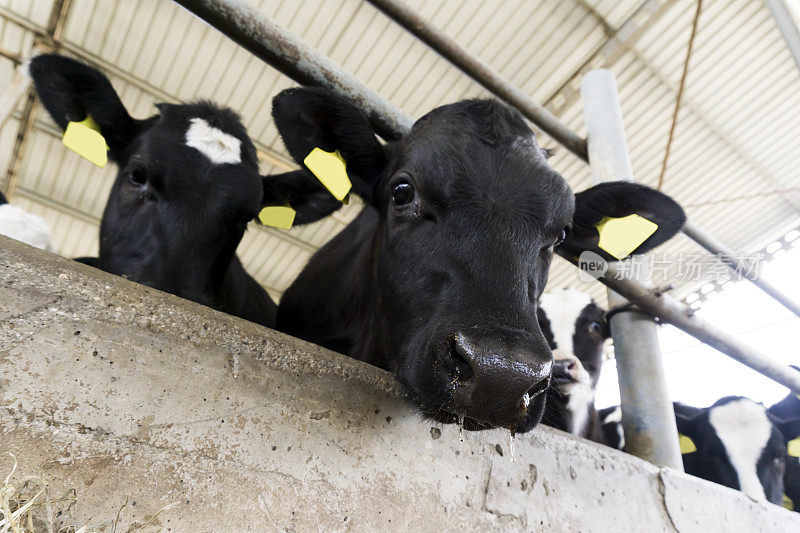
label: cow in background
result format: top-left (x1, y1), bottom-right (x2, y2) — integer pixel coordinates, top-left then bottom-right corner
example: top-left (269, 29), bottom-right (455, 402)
top-left (29, 55), bottom-right (338, 328)
top-left (271, 86), bottom-right (686, 433)
top-left (601, 396), bottom-right (800, 506)
top-left (538, 287), bottom-right (609, 442)
top-left (769, 385), bottom-right (800, 512)
top-left (0, 190), bottom-right (53, 251)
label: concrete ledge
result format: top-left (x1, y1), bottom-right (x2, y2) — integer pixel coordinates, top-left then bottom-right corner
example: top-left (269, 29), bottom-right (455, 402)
top-left (1, 235), bottom-right (798, 532)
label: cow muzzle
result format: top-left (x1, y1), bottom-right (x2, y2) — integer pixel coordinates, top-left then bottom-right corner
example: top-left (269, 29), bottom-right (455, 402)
top-left (444, 326), bottom-right (552, 430)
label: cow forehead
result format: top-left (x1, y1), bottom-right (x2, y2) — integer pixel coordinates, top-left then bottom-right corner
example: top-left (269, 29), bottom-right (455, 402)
top-left (708, 398), bottom-right (774, 501)
top-left (185, 117), bottom-right (242, 165)
top-left (539, 289), bottom-right (593, 356)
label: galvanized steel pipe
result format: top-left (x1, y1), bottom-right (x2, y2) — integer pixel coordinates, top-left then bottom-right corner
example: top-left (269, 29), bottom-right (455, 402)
top-left (582, 69), bottom-right (683, 469)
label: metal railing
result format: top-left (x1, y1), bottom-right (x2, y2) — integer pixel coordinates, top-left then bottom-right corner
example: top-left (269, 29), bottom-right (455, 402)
top-left (172, 0), bottom-right (800, 464)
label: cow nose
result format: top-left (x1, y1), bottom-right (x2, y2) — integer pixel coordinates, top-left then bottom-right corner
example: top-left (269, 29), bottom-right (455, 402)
top-left (552, 350), bottom-right (580, 383)
top-left (447, 328), bottom-right (552, 429)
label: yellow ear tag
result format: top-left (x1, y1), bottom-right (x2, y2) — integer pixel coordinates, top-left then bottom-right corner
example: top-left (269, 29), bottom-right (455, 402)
top-left (679, 434), bottom-right (697, 454)
top-left (258, 205), bottom-right (296, 229)
top-left (783, 494), bottom-right (795, 511)
top-left (62, 114), bottom-right (108, 168)
top-left (303, 147), bottom-right (352, 202)
top-left (788, 436), bottom-right (800, 458)
top-left (595, 214), bottom-right (658, 260)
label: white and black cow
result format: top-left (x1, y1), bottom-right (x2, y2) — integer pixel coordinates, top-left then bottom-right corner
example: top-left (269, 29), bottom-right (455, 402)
top-left (29, 55), bottom-right (338, 328)
top-left (0, 190), bottom-right (54, 251)
top-left (538, 288), bottom-right (609, 442)
top-left (271, 87), bottom-right (685, 433)
top-left (601, 396), bottom-right (800, 506)
top-left (769, 386), bottom-right (800, 512)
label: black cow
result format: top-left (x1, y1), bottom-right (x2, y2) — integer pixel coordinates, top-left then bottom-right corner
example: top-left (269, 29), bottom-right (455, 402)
top-left (538, 288), bottom-right (609, 442)
top-left (271, 87), bottom-right (685, 433)
top-left (601, 397), bottom-right (800, 506)
top-left (29, 55), bottom-right (336, 327)
top-left (769, 389), bottom-right (800, 512)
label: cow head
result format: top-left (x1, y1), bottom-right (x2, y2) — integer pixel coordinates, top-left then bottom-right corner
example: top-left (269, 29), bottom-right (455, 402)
top-left (676, 396), bottom-right (800, 504)
top-left (538, 288), bottom-right (609, 434)
top-left (273, 87), bottom-right (685, 433)
top-left (29, 55), bottom-right (336, 306)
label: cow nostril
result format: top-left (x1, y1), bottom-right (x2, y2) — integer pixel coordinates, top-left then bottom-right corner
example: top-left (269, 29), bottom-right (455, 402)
top-left (566, 361), bottom-right (576, 371)
top-left (526, 376), bottom-right (550, 404)
top-left (448, 337), bottom-right (474, 385)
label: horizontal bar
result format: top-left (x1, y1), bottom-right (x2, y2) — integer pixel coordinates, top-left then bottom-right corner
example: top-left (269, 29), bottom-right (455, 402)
top-left (559, 251), bottom-right (800, 395)
top-left (364, 0), bottom-right (589, 159)
top-left (683, 220), bottom-right (800, 317)
top-left (173, 0), bottom-right (413, 141)
top-left (172, 0), bottom-right (800, 392)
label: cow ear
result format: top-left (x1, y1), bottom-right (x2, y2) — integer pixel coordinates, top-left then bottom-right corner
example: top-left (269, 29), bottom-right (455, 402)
top-left (673, 402), bottom-right (704, 437)
top-left (29, 54), bottom-right (140, 161)
top-left (260, 170), bottom-right (343, 225)
top-left (768, 405), bottom-right (800, 442)
top-left (271, 87), bottom-right (388, 203)
top-left (558, 182), bottom-right (686, 262)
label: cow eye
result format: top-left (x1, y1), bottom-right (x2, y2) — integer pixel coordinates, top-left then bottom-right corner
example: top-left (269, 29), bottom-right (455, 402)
top-left (555, 228), bottom-right (566, 246)
top-left (391, 179), bottom-right (415, 206)
top-left (129, 166), bottom-right (147, 187)
top-left (589, 322), bottom-right (603, 334)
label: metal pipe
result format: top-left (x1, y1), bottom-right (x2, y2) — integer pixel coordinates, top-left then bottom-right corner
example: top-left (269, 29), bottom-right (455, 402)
top-left (565, 254), bottom-right (800, 395)
top-left (766, 0), bottom-right (800, 73)
top-left (682, 220), bottom-right (800, 317)
top-left (170, 0), bottom-right (800, 395)
top-left (173, 0), bottom-right (413, 141)
top-left (364, 0), bottom-right (588, 159)
top-left (581, 70), bottom-right (683, 469)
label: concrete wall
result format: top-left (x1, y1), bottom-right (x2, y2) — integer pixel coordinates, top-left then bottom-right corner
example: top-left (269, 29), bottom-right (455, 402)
top-left (1, 234), bottom-right (798, 532)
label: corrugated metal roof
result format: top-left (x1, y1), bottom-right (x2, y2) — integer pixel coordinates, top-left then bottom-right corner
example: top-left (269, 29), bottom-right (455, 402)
top-left (1, 0), bottom-right (798, 308)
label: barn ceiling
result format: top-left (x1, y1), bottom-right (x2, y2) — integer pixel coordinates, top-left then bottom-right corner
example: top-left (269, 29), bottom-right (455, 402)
top-left (1, 0), bottom-right (799, 308)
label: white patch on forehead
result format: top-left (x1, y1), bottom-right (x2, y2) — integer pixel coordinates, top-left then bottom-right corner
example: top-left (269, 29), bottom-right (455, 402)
top-left (0, 204), bottom-right (53, 251)
top-left (540, 288), bottom-right (593, 358)
top-left (185, 118), bottom-right (242, 165)
top-left (708, 398), bottom-right (772, 501)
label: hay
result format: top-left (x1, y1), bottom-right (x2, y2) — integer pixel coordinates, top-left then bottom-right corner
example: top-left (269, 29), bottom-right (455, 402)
top-left (0, 454), bottom-right (177, 533)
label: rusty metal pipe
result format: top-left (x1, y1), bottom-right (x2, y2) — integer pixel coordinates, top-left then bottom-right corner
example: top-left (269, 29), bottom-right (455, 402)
top-left (364, 0), bottom-right (588, 159)
top-left (173, 0), bottom-right (413, 141)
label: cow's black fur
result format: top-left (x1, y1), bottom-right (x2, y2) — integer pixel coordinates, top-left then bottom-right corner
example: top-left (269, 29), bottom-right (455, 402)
top-left (271, 87), bottom-right (685, 433)
top-left (30, 55), bottom-right (337, 327)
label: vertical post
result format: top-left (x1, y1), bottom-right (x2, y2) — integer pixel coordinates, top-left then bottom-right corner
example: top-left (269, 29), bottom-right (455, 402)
top-left (581, 69), bottom-right (683, 470)
top-left (766, 0), bottom-right (800, 73)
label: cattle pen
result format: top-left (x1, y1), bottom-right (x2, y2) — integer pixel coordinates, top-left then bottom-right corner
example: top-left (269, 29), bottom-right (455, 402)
top-left (1, 0), bottom-right (800, 531)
